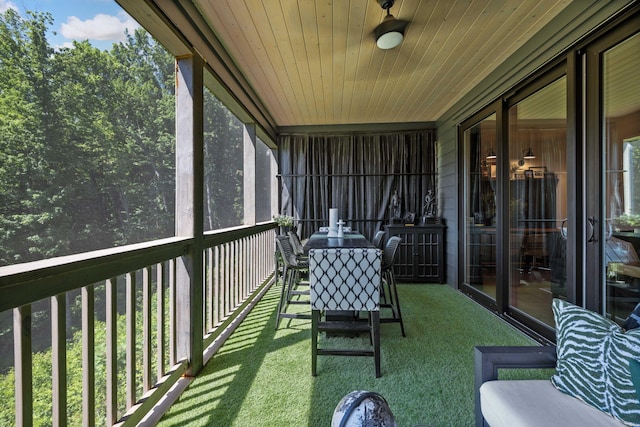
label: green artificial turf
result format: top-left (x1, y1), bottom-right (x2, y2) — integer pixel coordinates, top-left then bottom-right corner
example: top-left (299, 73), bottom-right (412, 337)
top-left (156, 283), bottom-right (545, 427)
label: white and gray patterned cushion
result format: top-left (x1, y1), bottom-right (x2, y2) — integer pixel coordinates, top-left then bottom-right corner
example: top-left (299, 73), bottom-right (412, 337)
top-left (551, 298), bottom-right (640, 426)
top-left (308, 248), bottom-right (381, 311)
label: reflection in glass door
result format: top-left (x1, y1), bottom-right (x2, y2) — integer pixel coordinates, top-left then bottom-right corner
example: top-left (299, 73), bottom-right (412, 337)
top-left (603, 32), bottom-right (640, 324)
top-left (507, 78), bottom-right (567, 327)
top-left (463, 113), bottom-right (497, 300)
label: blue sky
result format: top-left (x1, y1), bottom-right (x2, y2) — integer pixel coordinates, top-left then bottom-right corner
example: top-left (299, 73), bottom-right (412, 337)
top-left (0, 0), bottom-right (139, 50)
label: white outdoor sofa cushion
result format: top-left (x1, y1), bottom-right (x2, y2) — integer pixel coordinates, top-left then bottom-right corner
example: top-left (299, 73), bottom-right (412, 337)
top-left (480, 379), bottom-right (627, 427)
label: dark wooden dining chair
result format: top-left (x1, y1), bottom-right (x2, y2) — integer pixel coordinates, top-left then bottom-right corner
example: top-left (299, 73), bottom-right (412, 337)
top-left (372, 230), bottom-right (386, 249)
top-left (308, 247), bottom-right (383, 377)
top-left (287, 231), bottom-right (307, 258)
top-left (380, 236), bottom-right (405, 336)
top-left (275, 235), bottom-right (311, 329)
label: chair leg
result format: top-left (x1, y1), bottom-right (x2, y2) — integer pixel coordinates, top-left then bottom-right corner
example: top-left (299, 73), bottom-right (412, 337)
top-left (389, 271), bottom-right (406, 337)
top-left (382, 271), bottom-right (393, 306)
top-left (287, 269), bottom-right (309, 303)
top-left (285, 269), bottom-right (297, 303)
top-left (275, 265), bottom-right (289, 330)
top-left (277, 266), bottom-right (311, 329)
top-left (372, 311), bottom-right (381, 378)
top-left (311, 310), bottom-right (319, 376)
top-left (380, 280), bottom-right (389, 304)
top-left (381, 270), bottom-right (406, 337)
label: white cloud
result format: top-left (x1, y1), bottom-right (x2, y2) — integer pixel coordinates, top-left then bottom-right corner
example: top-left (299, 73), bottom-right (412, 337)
top-left (0, 0), bottom-right (18, 13)
top-left (55, 41), bottom-right (76, 51)
top-left (60, 12), bottom-right (139, 43)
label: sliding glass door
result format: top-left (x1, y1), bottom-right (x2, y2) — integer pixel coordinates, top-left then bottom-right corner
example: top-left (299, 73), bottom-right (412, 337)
top-left (459, 9), bottom-right (639, 337)
top-left (460, 76), bottom-right (568, 333)
top-left (461, 111), bottom-right (498, 309)
top-left (507, 76), bottom-right (567, 328)
top-left (588, 27), bottom-right (640, 322)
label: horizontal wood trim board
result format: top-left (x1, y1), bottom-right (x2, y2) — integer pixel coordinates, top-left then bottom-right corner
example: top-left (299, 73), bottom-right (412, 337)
top-left (117, 360), bottom-right (189, 427)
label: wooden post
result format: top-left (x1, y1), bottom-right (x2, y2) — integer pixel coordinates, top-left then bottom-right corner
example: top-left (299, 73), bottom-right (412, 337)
top-left (270, 146), bottom-right (279, 219)
top-left (175, 53), bottom-right (204, 375)
top-left (244, 123), bottom-right (257, 225)
top-left (14, 305), bottom-right (32, 427)
top-left (51, 294), bottom-right (67, 427)
top-left (82, 286), bottom-right (95, 426)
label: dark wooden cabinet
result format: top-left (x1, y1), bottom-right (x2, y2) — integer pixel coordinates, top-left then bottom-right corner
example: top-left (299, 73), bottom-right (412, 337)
top-left (384, 223), bottom-right (445, 283)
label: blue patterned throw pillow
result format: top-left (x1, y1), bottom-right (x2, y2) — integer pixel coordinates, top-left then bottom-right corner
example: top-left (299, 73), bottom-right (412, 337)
top-left (631, 359), bottom-right (640, 402)
top-left (551, 298), bottom-right (640, 425)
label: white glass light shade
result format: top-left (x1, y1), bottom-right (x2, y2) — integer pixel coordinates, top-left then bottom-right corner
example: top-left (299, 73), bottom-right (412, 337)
top-left (376, 31), bottom-right (403, 49)
top-left (523, 148), bottom-right (536, 159)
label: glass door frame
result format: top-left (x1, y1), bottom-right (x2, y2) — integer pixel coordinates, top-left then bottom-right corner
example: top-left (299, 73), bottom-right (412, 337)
top-left (458, 101), bottom-right (504, 314)
top-left (584, 14), bottom-right (640, 314)
top-left (457, 4), bottom-right (640, 341)
top-left (459, 63), bottom-right (571, 341)
top-left (503, 63), bottom-right (570, 338)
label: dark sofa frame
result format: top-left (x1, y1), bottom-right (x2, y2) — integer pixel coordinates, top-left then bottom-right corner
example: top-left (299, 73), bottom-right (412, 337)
top-left (473, 345), bottom-right (558, 427)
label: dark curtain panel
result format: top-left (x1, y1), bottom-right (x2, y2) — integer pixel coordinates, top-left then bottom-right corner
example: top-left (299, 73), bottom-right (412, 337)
top-left (278, 130), bottom-right (437, 240)
top-left (470, 127), bottom-right (482, 221)
top-left (510, 176), bottom-right (558, 229)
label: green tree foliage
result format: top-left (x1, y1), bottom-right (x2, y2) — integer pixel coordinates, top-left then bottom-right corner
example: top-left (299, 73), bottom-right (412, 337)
top-left (0, 10), bottom-right (66, 262)
top-left (0, 10), bottom-right (176, 266)
top-left (0, 7), bottom-right (247, 424)
top-left (0, 9), bottom-right (247, 264)
top-left (203, 93), bottom-right (244, 230)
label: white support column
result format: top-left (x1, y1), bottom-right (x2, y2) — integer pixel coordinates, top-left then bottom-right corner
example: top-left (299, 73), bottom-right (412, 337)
top-left (244, 123), bottom-right (257, 225)
top-left (175, 53), bottom-right (204, 375)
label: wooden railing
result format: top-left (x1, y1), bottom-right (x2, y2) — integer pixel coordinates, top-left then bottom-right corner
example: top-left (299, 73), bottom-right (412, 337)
top-left (0, 223), bottom-right (276, 427)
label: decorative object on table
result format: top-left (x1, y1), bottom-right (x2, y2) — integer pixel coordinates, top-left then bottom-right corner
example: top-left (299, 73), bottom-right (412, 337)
top-left (328, 208), bottom-right (339, 237)
top-left (421, 216), bottom-right (442, 225)
top-left (331, 390), bottom-right (397, 427)
top-left (403, 212), bottom-right (415, 225)
top-left (423, 189), bottom-right (437, 218)
top-left (389, 189), bottom-right (402, 224)
top-left (273, 214), bottom-right (294, 234)
top-left (337, 219), bottom-right (345, 238)
top-left (421, 190), bottom-right (441, 225)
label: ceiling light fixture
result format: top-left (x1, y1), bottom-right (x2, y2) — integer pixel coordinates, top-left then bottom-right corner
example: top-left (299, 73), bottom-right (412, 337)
top-left (523, 148), bottom-right (536, 159)
top-left (374, 0), bottom-right (408, 50)
top-left (486, 148), bottom-right (497, 160)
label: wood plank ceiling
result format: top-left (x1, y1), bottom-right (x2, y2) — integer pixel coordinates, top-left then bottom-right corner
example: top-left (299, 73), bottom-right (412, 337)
top-left (192, 0), bottom-right (572, 127)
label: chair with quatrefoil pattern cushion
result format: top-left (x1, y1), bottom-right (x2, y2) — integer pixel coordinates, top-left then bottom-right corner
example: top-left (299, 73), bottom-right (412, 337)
top-left (309, 247), bottom-right (382, 377)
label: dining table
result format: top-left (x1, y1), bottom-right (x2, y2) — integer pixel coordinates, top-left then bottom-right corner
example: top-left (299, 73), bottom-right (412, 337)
top-left (303, 231), bottom-right (375, 253)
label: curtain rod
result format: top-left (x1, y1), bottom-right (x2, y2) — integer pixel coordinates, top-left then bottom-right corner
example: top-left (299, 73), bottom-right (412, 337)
top-left (277, 172), bottom-right (435, 178)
